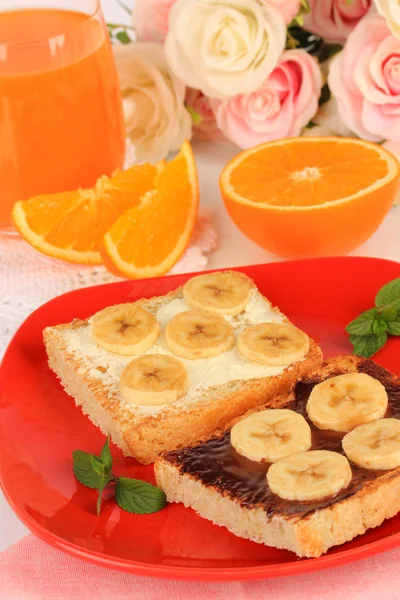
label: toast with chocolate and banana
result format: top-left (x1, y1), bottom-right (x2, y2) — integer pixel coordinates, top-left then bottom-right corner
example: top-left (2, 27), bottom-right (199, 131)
top-left (44, 270), bottom-right (322, 464)
top-left (155, 355), bottom-right (400, 557)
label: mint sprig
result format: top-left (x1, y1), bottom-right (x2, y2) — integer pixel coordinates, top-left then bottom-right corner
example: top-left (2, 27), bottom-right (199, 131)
top-left (346, 278), bottom-right (400, 358)
top-left (72, 438), bottom-right (166, 516)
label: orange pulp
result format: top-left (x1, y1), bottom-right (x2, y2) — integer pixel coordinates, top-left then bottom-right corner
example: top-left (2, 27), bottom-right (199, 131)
top-left (0, 8), bottom-right (125, 229)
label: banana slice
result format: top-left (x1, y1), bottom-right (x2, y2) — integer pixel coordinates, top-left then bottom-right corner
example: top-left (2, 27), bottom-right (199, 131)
top-left (267, 450), bottom-right (352, 501)
top-left (343, 418), bottom-right (400, 470)
top-left (120, 354), bottom-right (188, 406)
top-left (237, 322), bottom-right (309, 366)
top-left (183, 271), bottom-right (253, 316)
top-left (91, 303), bottom-right (159, 356)
top-left (165, 309), bottom-right (235, 360)
top-left (231, 409), bottom-right (312, 463)
top-left (307, 373), bottom-right (388, 433)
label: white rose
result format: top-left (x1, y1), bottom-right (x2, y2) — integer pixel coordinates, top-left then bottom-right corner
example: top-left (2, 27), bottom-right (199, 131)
top-left (302, 98), bottom-right (355, 137)
top-left (165, 0), bottom-right (287, 100)
top-left (374, 0), bottom-right (400, 38)
top-left (113, 43), bottom-right (192, 162)
top-left (315, 98), bottom-right (355, 137)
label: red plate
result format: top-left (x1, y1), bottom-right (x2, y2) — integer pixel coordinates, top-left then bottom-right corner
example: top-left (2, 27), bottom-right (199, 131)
top-left (1, 257), bottom-right (400, 581)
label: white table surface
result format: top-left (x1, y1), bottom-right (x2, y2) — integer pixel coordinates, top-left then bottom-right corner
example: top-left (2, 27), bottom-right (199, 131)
top-left (1, 0), bottom-right (400, 554)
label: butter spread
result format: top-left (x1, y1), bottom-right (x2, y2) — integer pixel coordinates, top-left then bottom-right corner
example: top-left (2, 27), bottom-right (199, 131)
top-left (59, 289), bottom-right (303, 417)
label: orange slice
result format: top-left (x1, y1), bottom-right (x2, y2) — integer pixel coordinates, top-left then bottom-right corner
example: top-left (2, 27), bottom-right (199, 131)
top-left (220, 137), bottom-right (400, 258)
top-left (12, 162), bottom-right (165, 265)
top-left (103, 141), bottom-right (199, 279)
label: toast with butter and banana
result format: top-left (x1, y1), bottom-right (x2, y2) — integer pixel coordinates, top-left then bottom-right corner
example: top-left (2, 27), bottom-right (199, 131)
top-left (43, 270), bottom-right (322, 464)
top-left (155, 355), bottom-right (400, 557)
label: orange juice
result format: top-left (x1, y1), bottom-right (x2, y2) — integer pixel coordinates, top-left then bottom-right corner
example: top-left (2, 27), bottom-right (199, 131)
top-left (0, 8), bottom-right (125, 229)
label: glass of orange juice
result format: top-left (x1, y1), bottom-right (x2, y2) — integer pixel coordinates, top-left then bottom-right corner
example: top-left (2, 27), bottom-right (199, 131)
top-left (0, 0), bottom-right (125, 232)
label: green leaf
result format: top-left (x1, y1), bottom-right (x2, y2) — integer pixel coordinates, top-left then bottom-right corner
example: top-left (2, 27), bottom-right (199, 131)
top-left (186, 105), bottom-right (202, 125)
top-left (96, 479), bottom-right (111, 516)
top-left (372, 320), bottom-right (388, 334)
top-left (100, 437), bottom-right (113, 471)
top-left (319, 43), bottom-right (343, 62)
top-left (346, 308), bottom-right (378, 336)
top-left (286, 30), bottom-right (299, 49)
top-left (388, 321), bottom-right (400, 336)
top-left (349, 333), bottom-right (387, 358)
top-left (115, 477), bottom-right (167, 514)
top-left (286, 27), bottom-right (315, 52)
top-left (72, 450), bottom-right (111, 490)
top-left (380, 305), bottom-right (398, 321)
top-left (289, 14), bottom-right (304, 28)
top-left (116, 30), bottom-right (132, 44)
top-left (90, 455), bottom-right (110, 478)
top-left (319, 83), bottom-right (331, 107)
top-left (375, 278), bottom-right (400, 308)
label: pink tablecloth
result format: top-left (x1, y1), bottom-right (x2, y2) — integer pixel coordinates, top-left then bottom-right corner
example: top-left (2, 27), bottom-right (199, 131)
top-left (1, 534), bottom-right (400, 599)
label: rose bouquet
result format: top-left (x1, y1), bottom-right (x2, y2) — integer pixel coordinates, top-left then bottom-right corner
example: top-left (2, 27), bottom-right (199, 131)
top-left (109, 0), bottom-right (400, 170)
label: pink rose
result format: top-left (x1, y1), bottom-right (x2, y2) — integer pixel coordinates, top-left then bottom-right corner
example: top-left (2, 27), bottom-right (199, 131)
top-left (185, 89), bottom-right (223, 140)
top-left (328, 13), bottom-right (400, 142)
top-left (303, 0), bottom-right (372, 43)
top-left (262, 0), bottom-right (301, 25)
top-left (133, 0), bottom-right (176, 42)
top-left (210, 49), bottom-right (322, 149)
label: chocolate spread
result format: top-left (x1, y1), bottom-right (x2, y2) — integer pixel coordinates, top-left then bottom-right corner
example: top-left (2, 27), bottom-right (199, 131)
top-left (163, 360), bottom-right (400, 519)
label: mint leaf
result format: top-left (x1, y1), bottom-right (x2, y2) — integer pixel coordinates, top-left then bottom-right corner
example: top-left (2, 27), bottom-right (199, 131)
top-left (96, 480), bottom-right (110, 516)
top-left (380, 305), bottom-right (398, 321)
top-left (375, 278), bottom-right (400, 308)
top-left (115, 477), bottom-right (166, 514)
top-left (346, 308), bottom-right (378, 336)
top-left (372, 320), bottom-right (388, 334)
top-left (350, 333), bottom-right (387, 358)
top-left (73, 450), bottom-right (112, 490)
top-left (388, 321), bottom-right (400, 336)
top-left (90, 455), bottom-right (111, 478)
top-left (100, 437), bottom-right (113, 471)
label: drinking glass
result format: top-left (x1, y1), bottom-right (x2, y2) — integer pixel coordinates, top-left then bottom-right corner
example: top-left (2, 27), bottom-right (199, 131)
top-left (0, 0), bottom-right (125, 231)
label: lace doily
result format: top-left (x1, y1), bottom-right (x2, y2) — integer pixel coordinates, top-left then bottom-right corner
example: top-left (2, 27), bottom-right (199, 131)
top-left (0, 212), bottom-right (217, 358)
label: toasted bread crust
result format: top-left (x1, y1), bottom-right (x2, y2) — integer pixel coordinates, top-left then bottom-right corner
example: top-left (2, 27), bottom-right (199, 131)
top-left (43, 275), bottom-right (322, 464)
top-left (155, 356), bottom-right (400, 557)
top-left (155, 451), bottom-right (400, 558)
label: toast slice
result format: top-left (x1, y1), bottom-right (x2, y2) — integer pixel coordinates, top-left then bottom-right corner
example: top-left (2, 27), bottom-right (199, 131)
top-left (44, 271), bottom-right (322, 465)
top-left (155, 356), bottom-right (400, 557)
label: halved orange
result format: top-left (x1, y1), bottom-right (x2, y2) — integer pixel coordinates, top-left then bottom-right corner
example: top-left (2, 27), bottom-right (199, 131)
top-left (12, 162), bottom-right (165, 265)
top-left (220, 138), bottom-right (400, 258)
top-left (102, 141), bottom-right (199, 279)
